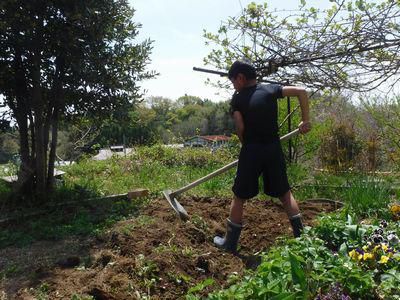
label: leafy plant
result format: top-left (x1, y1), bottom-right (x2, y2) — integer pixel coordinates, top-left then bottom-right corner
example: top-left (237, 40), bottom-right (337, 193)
top-left (205, 232), bottom-right (377, 299)
top-left (186, 278), bottom-right (215, 299)
top-left (343, 176), bottom-right (391, 219)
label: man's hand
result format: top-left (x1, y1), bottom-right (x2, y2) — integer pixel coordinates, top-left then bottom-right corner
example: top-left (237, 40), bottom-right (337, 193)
top-left (298, 120), bottom-right (311, 134)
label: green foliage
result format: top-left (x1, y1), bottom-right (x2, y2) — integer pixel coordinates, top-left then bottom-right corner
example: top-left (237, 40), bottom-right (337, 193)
top-left (206, 235), bottom-right (375, 299)
top-left (0, 191), bottom-right (147, 248)
top-left (0, 132), bottom-right (19, 163)
top-left (62, 146), bottom-right (236, 198)
top-left (0, 263), bottom-right (21, 280)
top-left (71, 295), bottom-right (95, 300)
top-left (132, 145), bottom-right (236, 168)
top-left (319, 122), bottom-right (362, 172)
top-left (363, 95), bottom-right (400, 171)
top-left (205, 206), bottom-right (400, 299)
top-left (343, 176), bottom-right (392, 219)
top-left (187, 278), bottom-right (215, 298)
top-left (203, 0), bottom-right (399, 92)
top-left (312, 213), bottom-right (375, 252)
top-left (378, 269), bottom-right (400, 299)
top-left (0, 0), bottom-right (156, 197)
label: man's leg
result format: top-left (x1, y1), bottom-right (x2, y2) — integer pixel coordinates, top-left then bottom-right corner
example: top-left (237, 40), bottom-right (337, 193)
top-left (279, 190), bottom-right (303, 237)
top-left (229, 195), bottom-right (245, 224)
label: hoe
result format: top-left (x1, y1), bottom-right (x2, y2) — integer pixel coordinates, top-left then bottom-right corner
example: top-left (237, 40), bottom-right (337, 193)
top-left (163, 129), bottom-right (300, 220)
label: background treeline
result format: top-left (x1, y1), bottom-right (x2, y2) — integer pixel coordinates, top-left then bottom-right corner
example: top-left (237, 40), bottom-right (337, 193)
top-left (1, 92), bottom-right (399, 172)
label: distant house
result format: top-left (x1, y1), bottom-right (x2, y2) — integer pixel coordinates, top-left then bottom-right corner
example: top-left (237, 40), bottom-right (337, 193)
top-left (184, 135), bottom-right (230, 149)
top-left (92, 145), bottom-right (133, 160)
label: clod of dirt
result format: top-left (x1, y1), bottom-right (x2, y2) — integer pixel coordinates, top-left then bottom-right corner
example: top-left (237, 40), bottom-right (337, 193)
top-left (185, 225), bottom-right (207, 244)
top-left (195, 256), bottom-right (210, 273)
top-left (94, 250), bottom-right (115, 268)
top-left (88, 287), bottom-right (117, 300)
top-left (56, 256), bottom-right (81, 268)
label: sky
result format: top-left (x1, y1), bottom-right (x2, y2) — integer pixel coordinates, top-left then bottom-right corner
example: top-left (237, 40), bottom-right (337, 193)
top-left (130, 0), bottom-right (329, 102)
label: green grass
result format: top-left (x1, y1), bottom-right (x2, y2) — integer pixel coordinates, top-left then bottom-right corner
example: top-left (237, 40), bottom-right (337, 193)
top-left (63, 150), bottom-right (236, 198)
top-left (0, 194), bottom-right (150, 249)
top-left (1, 145), bottom-right (398, 250)
top-left (342, 176), bottom-right (392, 219)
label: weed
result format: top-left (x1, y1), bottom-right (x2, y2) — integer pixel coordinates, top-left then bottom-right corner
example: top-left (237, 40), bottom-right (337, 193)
top-left (30, 282), bottom-right (50, 300)
top-left (154, 234), bottom-right (180, 254)
top-left (121, 223), bottom-right (136, 236)
top-left (134, 215), bottom-right (154, 227)
top-left (167, 272), bottom-right (192, 285)
top-left (191, 215), bottom-right (209, 233)
top-left (0, 263), bottom-right (21, 280)
top-left (0, 191), bottom-right (147, 249)
top-left (154, 243), bottom-right (179, 254)
top-left (343, 176), bottom-right (391, 219)
top-left (181, 246), bottom-right (196, 258)
top-left (186, 278), bottom-right (215, 297)
top-left (135, 254), bottom-right (159, 279)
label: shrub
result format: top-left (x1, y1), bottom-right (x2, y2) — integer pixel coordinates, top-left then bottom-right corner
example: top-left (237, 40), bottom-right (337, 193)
top-left (319, 122), bottom-right (362, 172)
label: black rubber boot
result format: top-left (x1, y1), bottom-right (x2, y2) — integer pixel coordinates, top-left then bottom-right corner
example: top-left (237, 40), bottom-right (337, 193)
top-left (289, 214), bottom-right (304, 238)
top-left (213, 218), bottom-right (243, 253)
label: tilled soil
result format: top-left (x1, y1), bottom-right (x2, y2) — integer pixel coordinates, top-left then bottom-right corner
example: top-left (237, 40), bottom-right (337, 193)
top-left (0, 196), bottom-right (339, 299)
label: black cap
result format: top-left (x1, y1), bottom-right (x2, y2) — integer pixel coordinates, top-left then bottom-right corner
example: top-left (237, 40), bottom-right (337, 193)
top-left (228, 60), bottom-right (256, 80)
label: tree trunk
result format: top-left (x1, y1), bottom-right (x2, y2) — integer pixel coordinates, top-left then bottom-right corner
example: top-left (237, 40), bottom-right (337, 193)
top-left (47, 108), bottom-right (59, 191)
top-left (13, 48), bottom-right (34, 198)
top-left (47, 56), bottom-right (65, 192)
top-left (14, 113), bottom-right (34, 198)
top-left (32, 52), bottom-right (47, 197)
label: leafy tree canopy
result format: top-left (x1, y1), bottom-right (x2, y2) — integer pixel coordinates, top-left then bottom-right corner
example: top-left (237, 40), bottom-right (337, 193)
top-left (0, 0), bottom-right (156, 197)
top-left (204, 0), bottom-right (400, 92)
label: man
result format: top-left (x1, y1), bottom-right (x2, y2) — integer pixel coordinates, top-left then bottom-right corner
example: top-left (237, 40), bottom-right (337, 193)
top-left (214, 60), bottom-right (311, 253)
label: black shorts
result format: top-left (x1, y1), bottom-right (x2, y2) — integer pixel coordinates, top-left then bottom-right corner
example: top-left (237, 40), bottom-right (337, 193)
top-left (232, 140), bottom-right (290, 199)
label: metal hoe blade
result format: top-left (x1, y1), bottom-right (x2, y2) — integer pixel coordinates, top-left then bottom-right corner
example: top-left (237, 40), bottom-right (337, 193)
top-left (162, 189), bottom-right (189, 221)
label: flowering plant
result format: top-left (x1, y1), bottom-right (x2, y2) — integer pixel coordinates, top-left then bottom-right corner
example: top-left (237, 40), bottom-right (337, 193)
top-left (348, 243), bottom-right (399, 270)
top-left (315, 283), bottom-right (352, 300)
top-left (349, 220), bottom-right (399, 271)
top-left (390, 203), bottom-right (400, 221)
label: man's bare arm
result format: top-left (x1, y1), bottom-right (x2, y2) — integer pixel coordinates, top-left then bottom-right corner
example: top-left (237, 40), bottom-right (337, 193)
top-left (282, 86), bottom-right (311, 134)
top-left (232, 111), bottom-right (244, 143)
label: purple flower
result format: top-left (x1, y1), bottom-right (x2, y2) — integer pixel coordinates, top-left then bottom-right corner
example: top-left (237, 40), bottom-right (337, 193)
top-left (379, 220), bottom-right (388, 228)
top-left (355, 248), bottom-right (364, 254)
top-left (371, 234), bottom-right (384, 244)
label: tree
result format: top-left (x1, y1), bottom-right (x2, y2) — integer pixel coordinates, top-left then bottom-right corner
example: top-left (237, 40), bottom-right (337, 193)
top-left (0, 0), bottom-right (156, 199)
top-left (204, 0), bottom-right (400, 92)
top-left (363, 94), bottom-right (400, 169)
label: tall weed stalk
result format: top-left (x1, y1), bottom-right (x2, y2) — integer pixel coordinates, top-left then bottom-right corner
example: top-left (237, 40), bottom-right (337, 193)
top-left (343, 176), bottom-right (391, 219)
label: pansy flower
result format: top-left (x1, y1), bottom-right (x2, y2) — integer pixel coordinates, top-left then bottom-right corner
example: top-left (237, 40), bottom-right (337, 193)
top-left (379, 255), bottom-right (389, 264)
top-left (363, 252), bottom-right (374, 260)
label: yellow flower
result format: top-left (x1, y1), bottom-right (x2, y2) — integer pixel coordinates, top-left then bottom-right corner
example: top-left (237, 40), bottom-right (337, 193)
top-left (362, 245), bottom-right (369, 251)
top-left (381, 244), bottom-right (389, 252)
top-left (349, 250), bottom-right (357, 259)
top-left (379, 255), bottom-right (389, 264)
top-left (363, 252), bottom-right (374, 260)
top-left (373, 245), bottom-right (381, 252)
top-left (390, 204), bottom-right (400, 213)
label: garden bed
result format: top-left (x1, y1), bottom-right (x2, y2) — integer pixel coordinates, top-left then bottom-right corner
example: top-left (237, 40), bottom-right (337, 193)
top-left (0, 196), bottom-right (337, 299)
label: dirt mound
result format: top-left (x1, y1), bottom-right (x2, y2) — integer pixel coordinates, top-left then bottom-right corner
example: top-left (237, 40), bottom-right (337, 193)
top-left (1, 197), bottom-right (338, 299)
